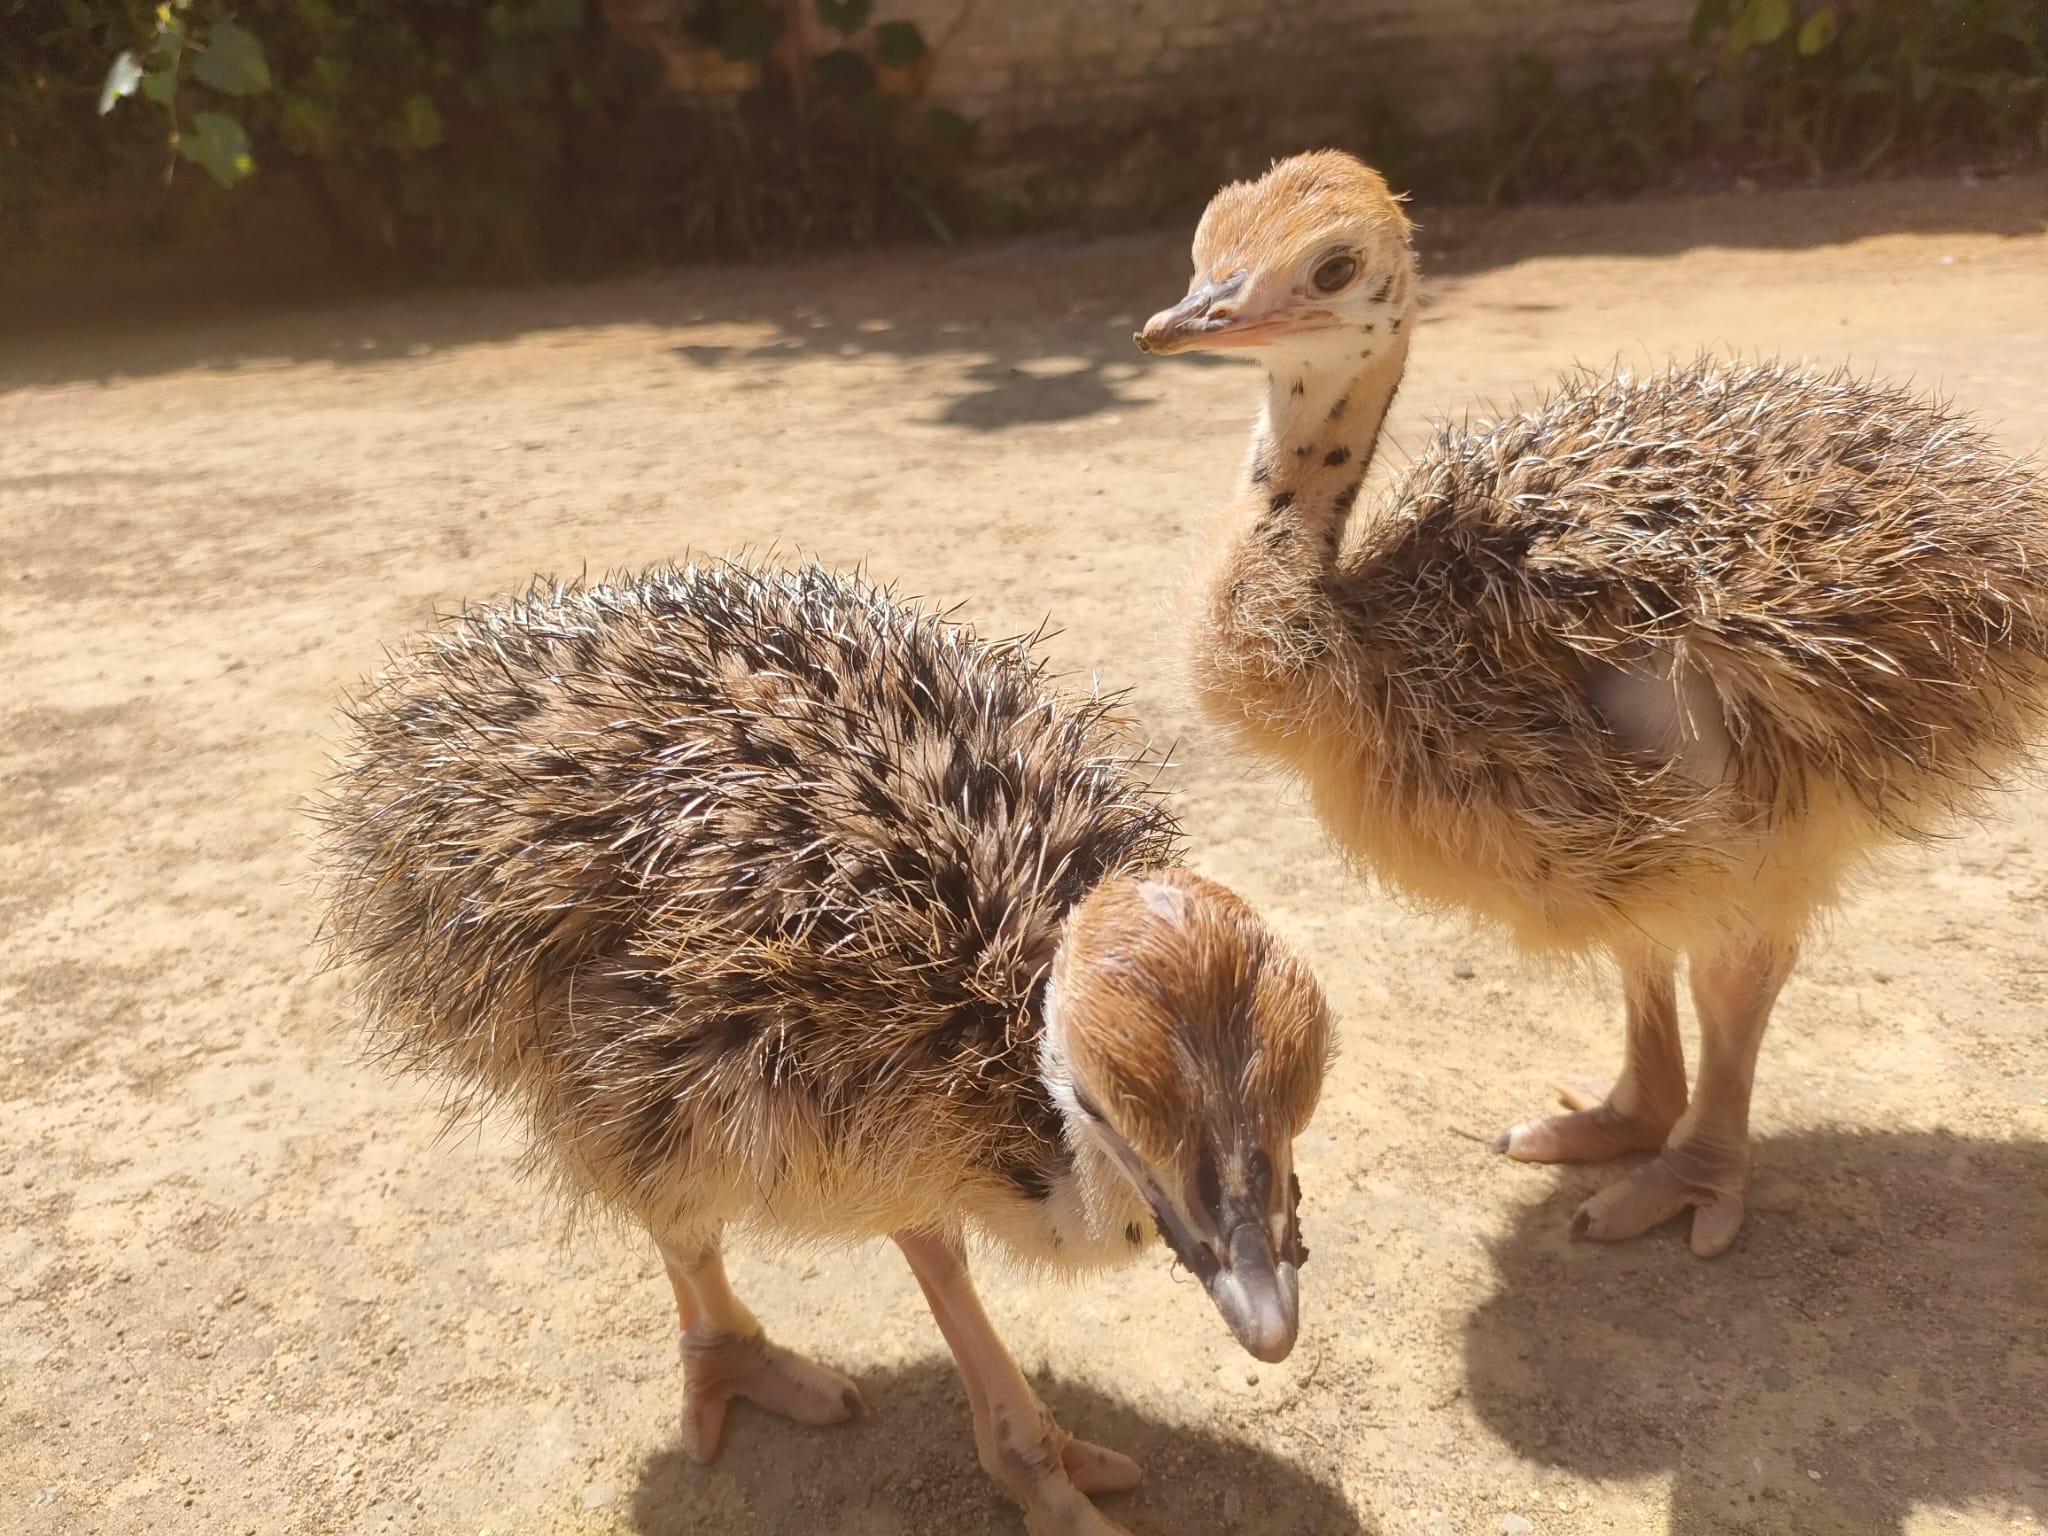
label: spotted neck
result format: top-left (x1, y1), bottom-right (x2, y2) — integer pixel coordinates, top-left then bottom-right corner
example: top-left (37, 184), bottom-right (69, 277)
top-left (1241, 324), bottom-right (1410, 561)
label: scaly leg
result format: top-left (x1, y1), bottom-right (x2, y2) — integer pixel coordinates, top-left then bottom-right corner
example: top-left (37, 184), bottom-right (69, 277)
top-left (1572, 936), bottom-right (1794, 1257)
top-left (895, 1229), bottom-right (1142, 1536)
top-left (659, 1236), bottom-right (866, 1463)
top-left (1497, 944), bottom-right (1687, 1163)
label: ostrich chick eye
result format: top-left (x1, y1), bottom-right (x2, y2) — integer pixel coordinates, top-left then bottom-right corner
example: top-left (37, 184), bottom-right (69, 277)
top-left (1312, 254), bottom-right (1358, 293)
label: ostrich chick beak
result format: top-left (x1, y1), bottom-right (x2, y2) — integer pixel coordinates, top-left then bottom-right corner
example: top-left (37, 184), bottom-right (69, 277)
top-left (1135, 269), bottom-right (1256, 354)
top-left (1203, 1190), bottom-right (1299, 1363)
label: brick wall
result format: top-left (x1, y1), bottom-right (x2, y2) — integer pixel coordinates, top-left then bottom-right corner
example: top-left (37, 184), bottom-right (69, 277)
top-left (874, 0), bottom-right (1694, 153)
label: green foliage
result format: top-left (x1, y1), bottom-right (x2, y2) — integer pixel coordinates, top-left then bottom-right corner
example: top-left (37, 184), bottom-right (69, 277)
top-left (12, 0), bottom-right (2045, 284)
top-left (5, 0), bottom-right (974, 278)
top-left (1695, 0), bottom-right (2048, 172)
top-left (1482, 0), bottom-right (2048, 200)
top-left (1477, 53), bottom-right (1698, 201)
top-left (93, 1), bottom-right (274, 186)
top-left (178, 108), bottom-right (253, 185)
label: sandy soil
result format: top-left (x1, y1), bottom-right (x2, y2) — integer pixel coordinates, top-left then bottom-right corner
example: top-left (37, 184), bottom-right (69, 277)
top-left (4, 173), bottom-right (2046, 1536)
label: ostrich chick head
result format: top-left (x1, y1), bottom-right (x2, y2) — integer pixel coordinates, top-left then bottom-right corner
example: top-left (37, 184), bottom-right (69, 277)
top-left (1135, 149), bottom-right (1415, 371)
top-left (1042, 869), bottom-right (1333, 1362)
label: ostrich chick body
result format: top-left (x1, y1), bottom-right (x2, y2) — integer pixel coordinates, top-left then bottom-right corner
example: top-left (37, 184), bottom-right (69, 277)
top-left (1140, 151), bottom-right (2048, 1256)
top-left (319, 561), bottom-right (1331, 1536)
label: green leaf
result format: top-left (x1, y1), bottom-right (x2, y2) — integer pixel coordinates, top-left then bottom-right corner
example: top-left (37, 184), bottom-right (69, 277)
top-left (191, 20), bottom-right (272, 96)
top-left (141, 67), bottom-right (178, 105)
top-left (280, 92), bottom-right (341, 156)
top-left (395, 93), bottom-right (444, 153)
top-left (177, 110), bottom-right (255, 186)
top-left (1721, 5), bottom-right (1753, 66)
top-left (1795, 7), bottom-right (1836, 54)
top-left (99, 51), bottom-right (142, 114)
top-left (813, 0), bottom-right (871, 36)
top-left (874, 19), bottom-right (926, 67)
top-left (1746, 0), bottom-right (1790, 44)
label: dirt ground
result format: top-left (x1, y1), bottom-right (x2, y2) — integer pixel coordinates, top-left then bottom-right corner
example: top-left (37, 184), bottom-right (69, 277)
top-left (4, 172), bottom-right (2046, 1536)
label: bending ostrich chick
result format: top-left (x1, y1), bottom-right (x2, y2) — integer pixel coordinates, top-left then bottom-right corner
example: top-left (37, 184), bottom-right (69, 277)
top-left (1138, 151), bottom-right (2048, 1256)
top-left (319, 562), bottom-right (1330, 1536)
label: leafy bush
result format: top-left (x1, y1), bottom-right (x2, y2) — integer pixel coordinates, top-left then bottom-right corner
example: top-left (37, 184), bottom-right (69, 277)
top-left (6, 0), bottom-right (2043, 284)
top-left (1477, 53), bottom-right (1700, 201)
top-left (1692, 0), bottom-right (2048, 172)
top-left (97, 3), bottom-right (272, 187)
top-left (1482, 0), bottom-right (2048, 200)
top-left (2, 0), bottom-right (973, 278)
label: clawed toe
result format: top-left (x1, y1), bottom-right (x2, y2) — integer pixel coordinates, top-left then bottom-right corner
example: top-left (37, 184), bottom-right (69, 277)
top-left (740, 1339), bottom-right (866, 1425)
top-left (1570, 1153), bottom-right (1746, 1257)
top-left (1505, 939), bottom-right (1779, 1257)
top-left (681, 1392), bottom-right (731, 1465)
top-left (1495, 1078), bottom-right (1677, 1165)
top-left (680, 1330), bottom-right (865, 1461)
top-left (1554, 1074), bottom-right (1612, 1114)
top-left (1060, 1437), bottom-right (1144, 1494)
top-left (982, 1412), bottom-right (1138, 1532)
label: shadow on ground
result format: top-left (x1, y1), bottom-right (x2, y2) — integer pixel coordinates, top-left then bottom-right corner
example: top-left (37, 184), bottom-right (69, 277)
top-left (0, 234), bottom-right (1223, 426)
top-left (7, 171), bottom-right (2042, 402)
top-left (1464, 1130), bottom-right (2048, 1535)
top-left (627, 1359), bottom-right (1367, 1536)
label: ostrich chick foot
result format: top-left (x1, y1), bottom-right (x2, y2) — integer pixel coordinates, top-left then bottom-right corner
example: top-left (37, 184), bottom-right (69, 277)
top-left (680, 1328), bottom-right (866, 1463)
top-left (1495, 1075), bottom-right (1683, 1164)
top-left (1570, 1131), bottom-right (1749, 1258)
top-left (986, 1400), bottom-right (1142, 1536)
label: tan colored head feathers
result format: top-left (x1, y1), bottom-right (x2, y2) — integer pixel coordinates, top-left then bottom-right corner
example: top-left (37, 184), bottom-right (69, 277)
top-left (1137, 150), bottom-right (1416, 362)
top-left (1195, 151), bottom-right (1411, 284)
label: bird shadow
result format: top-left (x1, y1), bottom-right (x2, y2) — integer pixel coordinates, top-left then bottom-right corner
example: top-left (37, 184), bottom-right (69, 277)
top-left (625, 1357), bottom-right (1370, 1536)
top-left (1462, 1130), bottom-right (2048, 1535)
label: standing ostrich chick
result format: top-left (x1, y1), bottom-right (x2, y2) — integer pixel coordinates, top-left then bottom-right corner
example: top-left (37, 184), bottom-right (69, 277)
top-left (319, 561), bottom-right (1330, 1536)
top-left (1138, 151), bottom-right (2048, 1256)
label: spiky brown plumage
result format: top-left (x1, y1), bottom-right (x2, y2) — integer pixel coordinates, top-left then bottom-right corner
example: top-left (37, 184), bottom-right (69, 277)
top-left (319, 559), bottom-right (1334, 1526)
top-left (1211, 356), bottom-right (2048, 953)
top-left (318, 560), bottom-right (1185, 1249)
top-left (1144, 149), bottom-right (2048, 1255)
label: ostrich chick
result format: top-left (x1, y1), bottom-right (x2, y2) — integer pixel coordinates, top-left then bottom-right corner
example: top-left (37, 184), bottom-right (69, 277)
top-left (1138, 151), bottom-right (2048, 1256)
top-left (318, 561), bottom-right (1330, 1536)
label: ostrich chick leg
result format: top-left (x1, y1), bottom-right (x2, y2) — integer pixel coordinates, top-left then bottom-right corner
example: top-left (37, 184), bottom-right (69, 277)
top-left (660, 1238), bottom-right (866, 1463)
top-left (895, 1230), bottom-right (1143, 1536)
top-left (1498, 946), bottom-right (1688, 1163)
top-left (1572, 938), bottom-right (1794, 1258)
